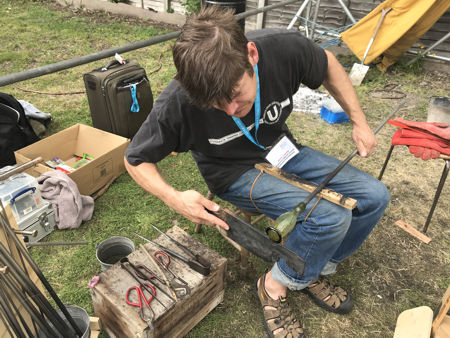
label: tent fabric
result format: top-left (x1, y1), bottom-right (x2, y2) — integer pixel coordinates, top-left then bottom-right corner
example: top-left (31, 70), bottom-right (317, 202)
top-left (372, 0), bottom-right (450, 72)
top-left (340, 0), bottom-right (449, 70)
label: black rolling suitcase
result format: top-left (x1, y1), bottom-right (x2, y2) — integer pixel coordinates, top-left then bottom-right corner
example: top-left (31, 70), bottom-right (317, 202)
top-left (83, 59), bottom-right (153, 139)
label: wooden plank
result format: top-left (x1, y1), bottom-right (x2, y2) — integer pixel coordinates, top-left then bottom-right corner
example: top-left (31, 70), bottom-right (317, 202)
top-left (89, 317), bottom-right (102, 331)
top-left (91, 226), bottom-right (227, 338)
top-left (255, 163), bottom-right (357, 210)
top-left (394, 306), bottom-right (433, 338)
top-left (395, 220), bottom-right (432, 244)
top-left (432, 286), bottom-right (450, 337)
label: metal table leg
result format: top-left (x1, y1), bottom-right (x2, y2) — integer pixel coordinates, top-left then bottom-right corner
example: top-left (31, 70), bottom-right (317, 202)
top-left (378, 145), bottom-right (395, 180)
top-left (423, 159), bottom-right (449, 233)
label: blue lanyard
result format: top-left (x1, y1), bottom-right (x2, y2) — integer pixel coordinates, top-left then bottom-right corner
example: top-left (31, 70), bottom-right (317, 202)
top-left (232, 64), bottom-right (264, 150)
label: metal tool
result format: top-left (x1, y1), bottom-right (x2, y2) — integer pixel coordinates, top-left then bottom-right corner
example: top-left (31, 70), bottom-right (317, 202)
top-left (14, 229), bottom-right (38, 237)
top-left (209, 208), bottom-right (307, 275)
top-left (266, 100), bottom-right (406, 243)
top-left (153, 251), bottom-right (188, 286)
top-left (149, 223), bottom-right (211, 273)
top-left (134, 232), bottom-right (210, 276)
top-left (136, 263), bottom-right (190, 299)
top-left (121, 257), bottom-right (175, 303)
top-left (126, 283), bottom-right (155, 328)
top-left (348, 7), bottom-right (392, 86)
top-left (120, 257), bottom-right (168, 310)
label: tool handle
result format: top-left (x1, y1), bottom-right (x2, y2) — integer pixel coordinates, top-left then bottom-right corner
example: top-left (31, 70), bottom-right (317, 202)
top-left (361, 7), bottom-right (392, 64)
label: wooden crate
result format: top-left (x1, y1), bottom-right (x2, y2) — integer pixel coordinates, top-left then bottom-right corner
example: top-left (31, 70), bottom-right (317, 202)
top-left (91, 226), bottom-right (227, 337)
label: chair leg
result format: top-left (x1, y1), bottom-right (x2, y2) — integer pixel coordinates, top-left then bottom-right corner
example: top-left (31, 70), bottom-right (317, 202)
top-left (423, 159), bottom-right (449, 233)
top-left (240, 248), bottom-right (249, 275)
top-left (378, 145), bottom-right (395, 180)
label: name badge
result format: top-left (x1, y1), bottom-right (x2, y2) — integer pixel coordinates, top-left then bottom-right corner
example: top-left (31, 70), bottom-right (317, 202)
top-left (265, 135), bottom-right (299, 168)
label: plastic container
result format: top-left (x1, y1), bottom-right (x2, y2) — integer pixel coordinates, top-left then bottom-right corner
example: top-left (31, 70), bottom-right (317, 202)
top-left (320, 97), bottom-right (350, 124)
top-left (0, 172), bottom-right (43, 222)
top-left (96, 236), bottom-right (135, 271)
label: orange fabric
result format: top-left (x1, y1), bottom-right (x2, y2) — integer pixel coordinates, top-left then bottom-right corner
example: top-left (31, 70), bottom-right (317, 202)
top-left (340, 0), bottom-right (449, 70)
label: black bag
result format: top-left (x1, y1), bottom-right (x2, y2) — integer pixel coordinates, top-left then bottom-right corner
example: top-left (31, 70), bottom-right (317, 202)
top-left (0, 92), bottom-right (40, 167)
top-left (83, 59), bottom-right (153, 139)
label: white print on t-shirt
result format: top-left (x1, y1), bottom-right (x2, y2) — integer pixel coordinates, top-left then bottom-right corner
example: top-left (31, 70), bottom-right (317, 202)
top-left (208, 98), bottom-right (290, 145)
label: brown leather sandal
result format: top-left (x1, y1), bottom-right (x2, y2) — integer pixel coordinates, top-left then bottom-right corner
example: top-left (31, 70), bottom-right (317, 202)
top-left (303, 276), bottom-right (353, 314)
top-left (255, 273), bottom-right (305, 338)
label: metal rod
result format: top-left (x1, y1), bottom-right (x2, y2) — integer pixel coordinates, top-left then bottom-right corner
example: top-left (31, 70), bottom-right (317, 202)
top-left (288, 0), bottom-right (311, 30)
top-left (0, 211), bottom-right (82, 336)
top-left (26, 241), bottom-right (89, 247)
top-left (15, 229), bottom-right (38, 237)
top-left (1, 273), bottom-right (60, 337)
top-left (378, 145), bottom-right (395, 180)
top-left (0, 0), bottom-right (298, 88)
top-left (0, 244), bottom-right (75, 336)
top-left (303, 100), bottom-right (405, 207)
top-left (336, 0), bottom-right (356, 24)
top-left (0, 157), bottom-right (43, 181)
top-left (0, 281), bottom-right (25, 337)
top-left (0, 277), bottom-right (34, 337)
top-left (423, 159), bottom-right (449, 233)
top-left (406, 50), bottom-right (450, 63)
top-left (407, 31), bottom-right (450, 66)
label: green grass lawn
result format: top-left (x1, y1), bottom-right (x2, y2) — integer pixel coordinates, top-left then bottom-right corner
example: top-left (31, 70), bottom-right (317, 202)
top-left (1, 1), bottom-right (449, 337)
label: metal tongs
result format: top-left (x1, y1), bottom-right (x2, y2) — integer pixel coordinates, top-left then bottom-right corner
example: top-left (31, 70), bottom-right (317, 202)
top-left (134, 228), bottom-right (211, 276)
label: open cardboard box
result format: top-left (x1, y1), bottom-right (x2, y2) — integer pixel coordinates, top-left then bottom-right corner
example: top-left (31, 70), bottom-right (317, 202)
top-left (15, 124), bottom-right (130, 196)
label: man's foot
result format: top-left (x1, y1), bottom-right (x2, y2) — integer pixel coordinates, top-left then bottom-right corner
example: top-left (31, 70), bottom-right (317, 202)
top-left (302, 276), bottom-right (353, 314)
top-left (255, 273), bottom-right (305, 338)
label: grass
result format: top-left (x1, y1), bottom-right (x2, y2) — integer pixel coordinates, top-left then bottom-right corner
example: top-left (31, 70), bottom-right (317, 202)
top-left (1, 1), bottom-right (449, 337)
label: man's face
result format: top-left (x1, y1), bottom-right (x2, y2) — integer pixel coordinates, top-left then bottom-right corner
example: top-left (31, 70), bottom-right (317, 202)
top-left (214, 70), bottom-right (257, 118)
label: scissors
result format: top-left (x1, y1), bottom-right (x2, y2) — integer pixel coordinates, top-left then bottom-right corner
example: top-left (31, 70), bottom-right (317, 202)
top-left (126, 283), bottom-right (155, 327)
top-left (153, 251), bottom-right (188, 286)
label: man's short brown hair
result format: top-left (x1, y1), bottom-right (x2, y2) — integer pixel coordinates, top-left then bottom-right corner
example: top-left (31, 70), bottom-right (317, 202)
top-left (172, 6), bottom-right (254, 110)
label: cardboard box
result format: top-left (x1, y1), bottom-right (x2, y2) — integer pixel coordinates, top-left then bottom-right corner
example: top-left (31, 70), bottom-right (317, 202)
top-left (15, 124), bottom-right (130, 196)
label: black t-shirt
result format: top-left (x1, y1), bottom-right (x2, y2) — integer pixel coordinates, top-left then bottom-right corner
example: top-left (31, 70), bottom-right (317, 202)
top-left (126, 28), bottom-right (328, 194)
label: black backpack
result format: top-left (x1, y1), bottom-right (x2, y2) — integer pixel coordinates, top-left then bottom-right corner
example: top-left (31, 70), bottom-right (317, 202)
top-left (0, 92), bottom-right (40, 167)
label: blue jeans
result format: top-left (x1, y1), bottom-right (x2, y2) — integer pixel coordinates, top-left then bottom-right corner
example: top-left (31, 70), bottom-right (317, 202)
top-left (218, 146), bottom-right (389, 290)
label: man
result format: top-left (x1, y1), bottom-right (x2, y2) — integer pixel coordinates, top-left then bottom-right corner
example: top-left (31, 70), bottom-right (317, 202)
top-left (125, 6), bottom-right (389, 337)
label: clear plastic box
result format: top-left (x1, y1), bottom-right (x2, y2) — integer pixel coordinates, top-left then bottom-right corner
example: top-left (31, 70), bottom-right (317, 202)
top-left (0, 173), bottom-right (43, 222)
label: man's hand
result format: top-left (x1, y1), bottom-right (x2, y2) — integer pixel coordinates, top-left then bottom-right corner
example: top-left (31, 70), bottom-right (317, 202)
top-left (172, 190), bottom-right (229, 230)
top-left (352, 122), bottom-right (377, 158)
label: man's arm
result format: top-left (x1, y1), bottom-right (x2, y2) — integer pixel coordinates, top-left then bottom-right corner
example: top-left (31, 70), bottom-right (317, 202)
top-left (124, 157), bottom-right (229, 230)
top-left (322, 50), bottom-right (377, 157)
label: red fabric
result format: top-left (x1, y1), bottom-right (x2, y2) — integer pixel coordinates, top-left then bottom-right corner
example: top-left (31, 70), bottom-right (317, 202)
top-left (388, 118), bottom-right (450, 140)
top-left (408, 146), bottom-right (440, 160)
top-left (391, 129), bottom-right (450, 157)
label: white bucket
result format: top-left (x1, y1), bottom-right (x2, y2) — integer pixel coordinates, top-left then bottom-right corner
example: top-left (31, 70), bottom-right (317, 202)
top-left (96, 236), bottom-right (135, 271)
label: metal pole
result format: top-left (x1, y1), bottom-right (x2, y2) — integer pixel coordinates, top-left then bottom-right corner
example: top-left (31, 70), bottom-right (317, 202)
top-left (0, 0), bottom-right (299, 88)
top-left (288, 0), bottom-right (310, 30)
top-left (0, 157), bottom-right (43, 181)
top-left (1, 273), bottom-right (59, 337)
top-left (407, 31), bottom-right (450, 66)
top-left (0, 244), bottom-right (76, 336)
top-left (336, 0), bottom-right (356, 24)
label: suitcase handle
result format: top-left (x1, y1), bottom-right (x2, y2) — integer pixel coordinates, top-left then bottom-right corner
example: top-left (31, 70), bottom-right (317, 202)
top-left (117, 76), bottom-right (148, 90)
top-left (101, 59), bottom-right (127, 71)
